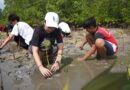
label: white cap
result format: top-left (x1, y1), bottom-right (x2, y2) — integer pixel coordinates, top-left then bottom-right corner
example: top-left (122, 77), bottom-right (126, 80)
top-left (45, 12), bottom-right (59, 28)
top-left (58, 22), bottom-right (71, 33)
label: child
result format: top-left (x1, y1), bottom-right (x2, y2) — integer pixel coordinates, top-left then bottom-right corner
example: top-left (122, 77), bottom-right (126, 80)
top-left (79, 17), bottom-right (118, 61)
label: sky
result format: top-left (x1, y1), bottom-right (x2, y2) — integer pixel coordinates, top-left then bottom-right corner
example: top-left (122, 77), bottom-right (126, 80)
top-left (0, 0), bottom-right (5, 10)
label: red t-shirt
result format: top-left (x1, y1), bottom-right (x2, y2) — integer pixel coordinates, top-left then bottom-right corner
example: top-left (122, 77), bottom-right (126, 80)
top-left (95, 27), bottom-right (118, 51)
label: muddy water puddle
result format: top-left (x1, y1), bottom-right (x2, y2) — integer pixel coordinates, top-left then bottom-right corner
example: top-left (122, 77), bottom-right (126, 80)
top-left (82, 55), bottom-right (130, 90)
top-left (31, 56), bottom-right (92, 90)
top-left (82, 72), bottom-right (130, 90)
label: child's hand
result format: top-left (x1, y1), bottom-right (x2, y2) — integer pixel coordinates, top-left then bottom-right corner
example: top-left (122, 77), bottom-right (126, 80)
top-left (50, 61), bottom-right (60, 72)
top-left (39, 66), bottom-right (52, 78)
top-left (79, 45), bottom-right (84, 50)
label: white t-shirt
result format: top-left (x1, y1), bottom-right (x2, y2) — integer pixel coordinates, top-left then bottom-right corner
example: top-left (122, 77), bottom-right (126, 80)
top-left (58, 22), bottom-right (71, 33)
top-left (11, 22), bottom-right (34, 45)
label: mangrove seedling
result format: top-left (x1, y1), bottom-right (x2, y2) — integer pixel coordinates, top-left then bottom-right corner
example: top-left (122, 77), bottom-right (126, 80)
top-left (43, 40), bottom-right (51, 69)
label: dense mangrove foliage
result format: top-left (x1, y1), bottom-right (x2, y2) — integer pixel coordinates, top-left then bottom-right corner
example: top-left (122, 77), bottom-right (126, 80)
top-left (0, 0), bottom-right (130, 27)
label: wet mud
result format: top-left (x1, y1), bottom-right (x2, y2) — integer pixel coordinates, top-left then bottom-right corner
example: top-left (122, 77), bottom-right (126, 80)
top-left (0, 28), bottom-right (130, 90)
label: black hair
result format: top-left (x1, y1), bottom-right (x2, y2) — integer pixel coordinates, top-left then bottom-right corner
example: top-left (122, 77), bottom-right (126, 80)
top-left (5, 24), bottom-right (13, 31)
top-left (8, 13), bottom-right (20, 22)
top-left (83, 17), bottom-right (96, 29)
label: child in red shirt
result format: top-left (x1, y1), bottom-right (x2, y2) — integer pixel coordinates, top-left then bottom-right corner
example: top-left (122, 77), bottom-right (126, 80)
top-left (79, 17), bottom-right (118, 61)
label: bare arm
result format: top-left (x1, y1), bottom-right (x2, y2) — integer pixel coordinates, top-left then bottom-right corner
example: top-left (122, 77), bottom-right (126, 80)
top-left (32, 46), bottom-right (52, 77)
top-left (80, 34), bottom-right (88, 50)
top-left (80, 44), bottom-right (96, 61)
top-left (0, 34), bottom-right (14, 49)
top-left (81, 40), bottom-right (88, 47)
top-left (51, 43), bottom-right (63, 72)
top-left (55, 43), bottom-right (64, 63)
top-left (32, 46), bottom-right (43, 67)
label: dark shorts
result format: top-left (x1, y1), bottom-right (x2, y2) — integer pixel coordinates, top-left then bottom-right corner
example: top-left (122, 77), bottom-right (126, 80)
top-left (14, 35), bottom-right (28, 50)
top-left (104, 41), bottom-right (115, 56)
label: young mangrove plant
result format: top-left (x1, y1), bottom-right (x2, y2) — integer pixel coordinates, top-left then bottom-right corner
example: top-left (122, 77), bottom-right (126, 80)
top-left (43, 40), bottom-right (51, 68)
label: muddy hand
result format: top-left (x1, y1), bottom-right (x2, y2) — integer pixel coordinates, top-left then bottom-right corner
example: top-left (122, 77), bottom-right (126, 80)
top-left (39, 66), bottom-right (52, 78)
top-left (50, 62), bottom-right (60, 73)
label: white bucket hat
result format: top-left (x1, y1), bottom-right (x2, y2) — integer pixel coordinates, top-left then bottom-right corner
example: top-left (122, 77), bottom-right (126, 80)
top-left (45, 12), bottom-right (59, 28)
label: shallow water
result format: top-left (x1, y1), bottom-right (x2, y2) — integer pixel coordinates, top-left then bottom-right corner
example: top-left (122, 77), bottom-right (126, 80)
top-left (82, 55), bottom-right (130, 90)
top-left (82, 72), bottom-right (130, 90)
top-left (30, 56), bottom-right (92, 90)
